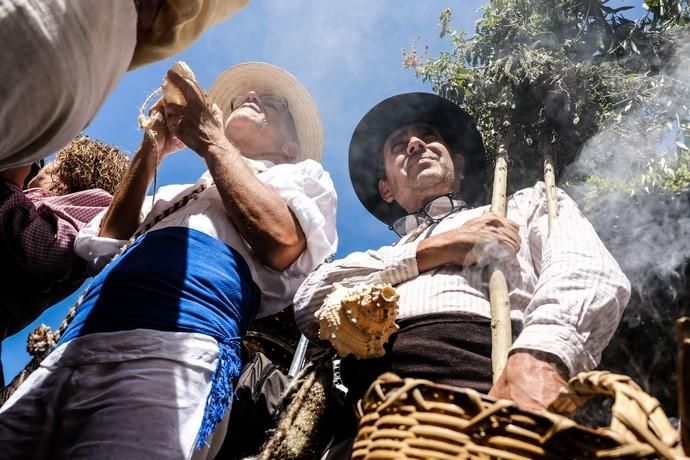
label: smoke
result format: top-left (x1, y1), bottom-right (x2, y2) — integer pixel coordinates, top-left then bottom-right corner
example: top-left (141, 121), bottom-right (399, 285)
top-left (563, 42), bottom-right (690, 299)
top-left (557, 42), bottom-right (690, 415)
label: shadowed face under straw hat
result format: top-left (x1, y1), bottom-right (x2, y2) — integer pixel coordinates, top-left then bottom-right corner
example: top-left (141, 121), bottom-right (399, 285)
top-left (348, 92), bottom-right (487, 225)
top-left (208, 62), bottom-right (324, 163)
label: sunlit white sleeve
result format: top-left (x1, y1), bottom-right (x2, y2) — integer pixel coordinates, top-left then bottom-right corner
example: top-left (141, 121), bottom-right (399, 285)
top-left (74, 195), bottom-right (155, 274)
top-left (510, 185), bottom-right (631, 376)
top-left (253, 160), bottom-right (339, 317)
top-left (293, 239), bottom-right (420, 344)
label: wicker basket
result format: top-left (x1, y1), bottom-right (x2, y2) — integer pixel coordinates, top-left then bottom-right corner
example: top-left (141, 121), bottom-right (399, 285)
top-left (352, 371), bottom-right (685, 459)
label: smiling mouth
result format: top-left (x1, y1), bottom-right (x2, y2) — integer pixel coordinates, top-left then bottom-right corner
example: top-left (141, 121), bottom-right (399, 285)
top-left (409, 155), bottom-right (437, 168)
top-left (405, 158), bottom-right (437, 176)
top-left (239, 102), bottom-right (262, 113)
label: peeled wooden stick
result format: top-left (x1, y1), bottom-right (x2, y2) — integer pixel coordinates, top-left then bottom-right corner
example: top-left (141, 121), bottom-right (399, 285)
top-left (542, 141), bottom-right (558, 235)
top-left (676, 317), bottom-right (690, 455)
top-left (489, 126), bottom-right (514, 382)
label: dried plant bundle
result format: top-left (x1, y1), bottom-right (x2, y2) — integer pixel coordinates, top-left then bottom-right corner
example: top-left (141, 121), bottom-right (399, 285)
top-left (316, 283), bottom-right (400, 359)
top-left (161, 61), bottom-right (197, 107)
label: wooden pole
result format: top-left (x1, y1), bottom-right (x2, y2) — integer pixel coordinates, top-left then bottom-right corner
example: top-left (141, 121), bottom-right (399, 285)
top-left (542, 142), bottom-right (558, 235)
top-left (489, 127), bottom-right (514, 382)
top-left (676, 316), bottom-right (690, 455)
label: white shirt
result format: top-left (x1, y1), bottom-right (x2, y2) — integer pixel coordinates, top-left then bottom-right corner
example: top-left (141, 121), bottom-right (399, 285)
top-left (293, 183), bottom-right (631, 376)
top-left (0, 0), bottom-right (137, 169)
top-left (75, 159), bottom-right (338, 318)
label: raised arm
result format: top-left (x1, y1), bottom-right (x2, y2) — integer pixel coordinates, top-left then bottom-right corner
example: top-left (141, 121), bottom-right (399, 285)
top-left (99, 100), bottom-right (182, 240)
top-left (204, 140), bottom-right (306, 270)
top-left (163, 71), bottom-right (306, 270)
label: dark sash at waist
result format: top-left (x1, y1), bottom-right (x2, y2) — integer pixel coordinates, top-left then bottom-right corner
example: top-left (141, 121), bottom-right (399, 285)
top-left (341, 312), bottom-right (522, 402)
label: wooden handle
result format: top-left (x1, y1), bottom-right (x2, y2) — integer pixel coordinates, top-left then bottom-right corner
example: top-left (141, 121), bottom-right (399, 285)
top-left (542, 142), bottom-right (558, 236)
top-left (489, 127), bottom-right (514, 381)
top-left (677, 317), bottom-right (690, 455)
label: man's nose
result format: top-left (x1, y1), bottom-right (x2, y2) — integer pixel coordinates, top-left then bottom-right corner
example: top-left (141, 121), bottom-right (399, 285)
top-left (407, 137), bottom-right (426, 156)
top-left (245, 91), bottom-right (259, 104)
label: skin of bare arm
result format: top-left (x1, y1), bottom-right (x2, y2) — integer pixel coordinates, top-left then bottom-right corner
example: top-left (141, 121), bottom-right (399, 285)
top-left (163, 70), bottom-right (306, 270)
top-left (415, 212), bottom-right (521, 272)
top-left (100, 100), bottom-right (182, 240)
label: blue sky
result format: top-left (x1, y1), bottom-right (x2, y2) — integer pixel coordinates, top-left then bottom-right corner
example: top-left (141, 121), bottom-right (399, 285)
top-left (2, 0), bottom-right (489, 382)
top-left (2, 0), bottom-right (647, 382)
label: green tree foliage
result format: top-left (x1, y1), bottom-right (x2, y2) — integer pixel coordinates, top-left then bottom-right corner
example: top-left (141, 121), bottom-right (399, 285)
top-left (404, 0), bottom-right (690, 194)
top-left (644, 0), bottom-right (690, 27)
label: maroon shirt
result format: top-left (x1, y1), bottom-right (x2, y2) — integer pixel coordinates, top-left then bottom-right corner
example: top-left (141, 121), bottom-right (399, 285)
top-left (0, 181), bottom-right (112, 340)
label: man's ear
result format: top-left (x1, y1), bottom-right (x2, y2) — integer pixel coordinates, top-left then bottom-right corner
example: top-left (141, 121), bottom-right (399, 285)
top-left (281, 141), bottom-right (301, 161)
top-left (453, 152), bottom-right (465, 180)
top-left (378, 178), bottom-right (395, 203)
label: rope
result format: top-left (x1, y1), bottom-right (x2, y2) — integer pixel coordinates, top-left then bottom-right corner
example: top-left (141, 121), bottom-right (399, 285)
top-left (1, 180), bottom-right (212, 404)
top-left (137, 87), bottom-right (163, 205)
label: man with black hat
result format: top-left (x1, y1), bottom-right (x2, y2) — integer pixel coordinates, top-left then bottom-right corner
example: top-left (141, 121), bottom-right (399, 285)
top-left (293, 93), bottom-right (630, 452)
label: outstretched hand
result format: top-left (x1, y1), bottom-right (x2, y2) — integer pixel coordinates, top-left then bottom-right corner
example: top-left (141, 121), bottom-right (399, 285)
top-left (489, 351), bottom-right (568, 412)
top-left (163, 70), bottom-right (229, 158)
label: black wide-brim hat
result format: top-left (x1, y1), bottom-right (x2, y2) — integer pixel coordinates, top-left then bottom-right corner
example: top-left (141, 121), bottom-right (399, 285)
top-left (348, 92), bottom-right (487, 225)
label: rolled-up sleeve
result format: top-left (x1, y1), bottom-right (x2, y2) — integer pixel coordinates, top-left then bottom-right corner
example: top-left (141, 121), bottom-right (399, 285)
top-left (267, 160), bottom-right (338, 275)
top-left (293, 240), bottom-right (419, 344)
top-left (74, 209), bottom-right (127, 274)
top-left (252, 160), bottom-right (339, 317)
top-left (510, 185), bottom-right (631, 376)
top-left (74, 196), bottom-right (154, 274)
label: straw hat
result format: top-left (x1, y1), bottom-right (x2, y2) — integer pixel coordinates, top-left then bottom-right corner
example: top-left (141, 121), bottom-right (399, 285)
top-left (208, 62), bottom-right (324, 163)
top-left (348, 92), bottom-right (487, 225)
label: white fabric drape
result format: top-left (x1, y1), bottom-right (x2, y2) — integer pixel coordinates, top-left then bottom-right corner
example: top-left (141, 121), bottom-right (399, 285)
top-left (0, 0), bottom-right (137, 170)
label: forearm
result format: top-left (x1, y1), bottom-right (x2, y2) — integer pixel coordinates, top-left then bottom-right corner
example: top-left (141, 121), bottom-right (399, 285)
top-left (415, 212), bottom-right (520, 272)
top-left (416, 232), bottom-right (468, 272)
top-left (99, 140), bottom-right (157, 239)
top-left (205, 142), bottom-right (306, 270)
top-left (294, 243), bottom-right (419, 341)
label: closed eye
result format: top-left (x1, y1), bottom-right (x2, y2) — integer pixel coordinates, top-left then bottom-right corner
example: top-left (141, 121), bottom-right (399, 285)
top-left (391, 142), bottom-right (406, 154)
top-left (422, 132), bottom-right (441, 143)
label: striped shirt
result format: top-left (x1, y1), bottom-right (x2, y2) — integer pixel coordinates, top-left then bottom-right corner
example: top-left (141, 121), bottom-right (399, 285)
top-left (293, 182), bottom-right (631, 376)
